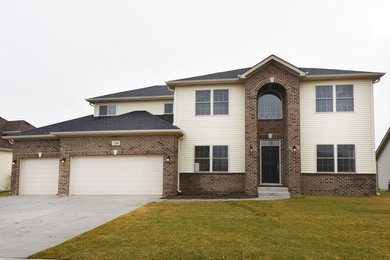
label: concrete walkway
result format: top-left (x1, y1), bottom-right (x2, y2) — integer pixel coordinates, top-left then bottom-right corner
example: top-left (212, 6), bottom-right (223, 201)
top-left (0, 195), bottom-right (159, 258)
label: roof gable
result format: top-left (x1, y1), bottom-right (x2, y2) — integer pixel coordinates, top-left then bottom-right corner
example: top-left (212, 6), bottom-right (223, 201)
top-left (239, 55), bottom-right (306, 79)
top-left (377, 127), bottom-right (390, 159)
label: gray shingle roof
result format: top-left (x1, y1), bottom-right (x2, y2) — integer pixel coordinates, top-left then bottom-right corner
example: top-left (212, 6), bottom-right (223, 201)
top-left (13, 111), bottom-right (179, 136)
top-left (89, 85), bottom-right (173, 100)
top-left (170, 67), bottom-right (380, 82)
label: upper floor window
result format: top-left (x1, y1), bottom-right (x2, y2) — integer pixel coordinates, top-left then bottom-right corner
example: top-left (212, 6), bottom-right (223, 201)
top-left (316, 86), bottom-right (333, 112)
top-left (336, 85), bottom-right (354, 112)
top-left (258, 93), bottom-right (282, 119)
top-left (195, 90), bottom-right (211, 115)
top-left (213, 90), bottom-right (229, 115)
top-left (99, 105), bottom-right (116, 116)
top-left (316, 85), bottom-right (354, 112)
top-left (164, 103), bottom-right (173, 114)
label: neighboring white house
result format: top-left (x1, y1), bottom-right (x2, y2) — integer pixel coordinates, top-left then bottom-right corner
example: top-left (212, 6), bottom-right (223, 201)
top-left (0, 117), bottom-right (34, 191)
top-left (3, 55), bottom-right (385, 197)
top-left (377, 127), bottom-right (390, 190)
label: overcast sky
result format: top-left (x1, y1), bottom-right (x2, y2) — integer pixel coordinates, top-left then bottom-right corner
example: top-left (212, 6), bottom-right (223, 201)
top-left (0, 0), bottom-right (389, 146)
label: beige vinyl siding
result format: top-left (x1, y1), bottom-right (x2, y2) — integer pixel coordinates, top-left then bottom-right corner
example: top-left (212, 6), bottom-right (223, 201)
top-left (93, 99), bottom-right (173, 116)
top-left (378, 142), bottom-right (390, 190)
top-left (300, 79), bottom-right (376, 173)
top-left (0, 150), bottom-right (12, 191)
top-left (174, 84), bottom-right (245, 173)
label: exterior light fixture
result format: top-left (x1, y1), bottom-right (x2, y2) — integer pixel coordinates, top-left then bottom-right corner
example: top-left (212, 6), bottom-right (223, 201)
top-left (112, 149), bottom-right (118, 155)
top-left (12, 160), bottom-right (17, 165)
top-left (60, 158), bottom-right (66, 163)
top-left (268, 133), bottom-right (273, 139)
top-left (38, 152), bottom-right (42, 158)
top-left (249, 146), bottom-right (253, 152)
top-left (166, 156), bottom-right (171, 163)
top-left (292, 146), bottom-right (297, 152)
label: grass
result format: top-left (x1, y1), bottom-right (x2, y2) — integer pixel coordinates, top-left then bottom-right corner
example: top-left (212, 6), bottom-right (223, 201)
top-left (31, 192), bottom-right (390, 259)
top-left (0, 191), bottom-right (11, 197)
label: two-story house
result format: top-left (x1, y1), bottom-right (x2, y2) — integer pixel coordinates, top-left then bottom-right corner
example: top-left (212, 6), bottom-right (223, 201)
top-left (4, 55), bottom-right (385, 197)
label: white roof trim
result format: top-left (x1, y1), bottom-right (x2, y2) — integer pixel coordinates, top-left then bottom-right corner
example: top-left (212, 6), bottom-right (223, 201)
top-left (0, 147), bottom-right (13, 152)
top-left (51, 129), bottom-right (183, 136)
top-left (86, 95), bottom-right (174, 103)
top-left (2, 129), bottom-right (184, 140)
top-left (166, 78), bottom-right (240, 89)
top-left (239, 55), bottom-right (306, 79)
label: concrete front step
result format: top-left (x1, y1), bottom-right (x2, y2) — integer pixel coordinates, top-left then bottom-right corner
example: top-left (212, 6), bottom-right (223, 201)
top-left (258, 186), bottom-right (291, 200)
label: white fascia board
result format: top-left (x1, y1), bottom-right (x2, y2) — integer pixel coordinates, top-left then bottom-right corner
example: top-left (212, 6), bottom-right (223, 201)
top-left (51, 129), bottom-right (184, 137)
top-left (302, 73), bottom-right (385, 81)
top-left (2, 134), bottom-right (57, 140)
top-left (166, 78), bottom-right (240, 90)
top-left (86, 95), bottom-right (174, 103)
top-left (0, 147), bottom-right (13, 152)
top-left (239, 55), bottom-right (306, 79)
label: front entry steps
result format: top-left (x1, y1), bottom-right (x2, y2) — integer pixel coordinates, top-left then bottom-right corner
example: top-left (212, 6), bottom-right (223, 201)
top-left (258, 186), bottom-right (291, 200)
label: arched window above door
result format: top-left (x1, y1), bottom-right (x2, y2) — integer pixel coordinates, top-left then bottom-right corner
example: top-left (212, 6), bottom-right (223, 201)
top-left (258, 93), bottom-right (282, 119)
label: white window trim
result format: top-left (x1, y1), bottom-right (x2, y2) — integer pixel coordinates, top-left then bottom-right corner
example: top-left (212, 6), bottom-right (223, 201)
top-left (314, 84), bottom-right (355, 113)
top-left (164, 103), bottom-right (174, 114)
top-left (195, 89), bottom-right (230, 116)
top-left (99, 104), bottom-right (117, 116)
top-left (315, 143), bottom-right (356, 173)
top-left (194, 145), bottom-right (229, 173)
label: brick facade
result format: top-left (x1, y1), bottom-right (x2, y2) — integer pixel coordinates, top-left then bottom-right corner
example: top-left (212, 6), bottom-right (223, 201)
top-left (180, 172), bottom-right (245, 194)
top-left (301, 173), bottom-right (376, 196)
top-left (245, 61), bottom-right (301, 196)
top-left (11, 135), bottom-right (179, 196)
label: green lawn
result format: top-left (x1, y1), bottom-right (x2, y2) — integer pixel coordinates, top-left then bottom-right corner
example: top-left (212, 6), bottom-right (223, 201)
top-left (31, 192), bottom-right (390, 259)
top-left (0, 191), bottom-right (11, 197)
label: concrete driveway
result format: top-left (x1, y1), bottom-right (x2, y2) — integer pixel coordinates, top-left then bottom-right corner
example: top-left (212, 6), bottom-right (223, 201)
top-left (0, 195), bottom-right (159, 258)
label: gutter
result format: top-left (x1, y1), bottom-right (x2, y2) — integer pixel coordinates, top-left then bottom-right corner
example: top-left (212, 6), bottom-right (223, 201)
top-left (177, 136), bottom-right (184, 194)
top-left (86, 95), bottom-right (174, 103)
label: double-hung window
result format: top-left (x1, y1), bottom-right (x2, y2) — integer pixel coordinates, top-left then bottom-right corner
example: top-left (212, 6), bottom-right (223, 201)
top-left (195, 89), bottom-right (229, 115)
top-left (194, 146), bottom-right (210, 171)
top-left (212, 146), bottom-right (228, 171)
top-left (316, 86), bottom-right (333, 112)
top-left (316, 85), bottom-right (354, 112)
top-left (336, 85), bottom-right (354, 112)
top-left (317, 145), bottom-right (334, 172)
top-left (99, 105), bottom-right (116, 116)
top-left (195, 90), bottom-right (211, 115)
top-left (337, 145), bottom-right (355, 172)
top-left (194, 145), bottom-right (228, 172)
top-left (213, 90), bottom-right (229, 115)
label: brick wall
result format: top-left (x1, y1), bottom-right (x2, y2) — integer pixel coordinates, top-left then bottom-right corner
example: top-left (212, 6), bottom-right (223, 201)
top-left (245, 61), bottom-right (301, 195)
top-left (180, 172), bottom-right (245, 194)
top-left (11, 135), bottom-right (179, 196)
top-left (301, 173), bottom-right (376, 196)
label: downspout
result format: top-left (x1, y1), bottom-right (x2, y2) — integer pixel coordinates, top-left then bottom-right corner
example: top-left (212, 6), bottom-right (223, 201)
top-left (177, 136), bottom-right (183, 194)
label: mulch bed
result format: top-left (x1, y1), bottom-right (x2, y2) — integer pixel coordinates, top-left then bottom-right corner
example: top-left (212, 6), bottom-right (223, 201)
top-left (163, 193), bottom-right (257, 200)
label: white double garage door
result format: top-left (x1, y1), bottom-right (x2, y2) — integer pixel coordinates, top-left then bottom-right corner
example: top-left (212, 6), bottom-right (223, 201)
top-left (19, 155), bottom-right (163, 195)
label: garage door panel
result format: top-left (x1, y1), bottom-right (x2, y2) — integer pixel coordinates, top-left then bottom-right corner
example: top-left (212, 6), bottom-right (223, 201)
top-left (70, 155), bottom-right (163, 195)
top-left (20, 158), bottom-right (59, 195)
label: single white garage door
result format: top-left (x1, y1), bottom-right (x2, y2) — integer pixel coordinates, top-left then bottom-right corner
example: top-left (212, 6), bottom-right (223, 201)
top-left (19, 158), bottom-right (59, 195)
top-left (69, 155), bottom-right (163, 195)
